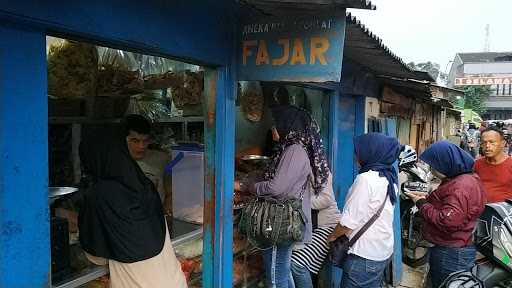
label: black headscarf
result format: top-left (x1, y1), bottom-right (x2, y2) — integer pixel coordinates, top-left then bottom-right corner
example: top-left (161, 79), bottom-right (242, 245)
top-left (78, 126), bottom-right (165, 263)
top-left (266, 105), bottom-right (330, 194)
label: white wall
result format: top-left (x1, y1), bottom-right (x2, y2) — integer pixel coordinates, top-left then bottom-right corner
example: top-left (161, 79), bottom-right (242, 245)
top-left (464, 62), bottom-right (512, 74)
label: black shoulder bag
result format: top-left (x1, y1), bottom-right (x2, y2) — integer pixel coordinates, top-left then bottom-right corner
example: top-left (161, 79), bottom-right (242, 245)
top-left (329, 195), bottom-right (389, 267)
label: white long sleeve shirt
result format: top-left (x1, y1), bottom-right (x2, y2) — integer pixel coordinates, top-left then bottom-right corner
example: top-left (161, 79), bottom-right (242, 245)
top-left (339, 170), bottom-right (396, 261)
top-left (312, 172), bottom-right (342, 228)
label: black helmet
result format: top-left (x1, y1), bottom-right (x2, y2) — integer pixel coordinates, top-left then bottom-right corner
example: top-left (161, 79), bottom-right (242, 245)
top-left (439, 271), bottom-right (484, 288)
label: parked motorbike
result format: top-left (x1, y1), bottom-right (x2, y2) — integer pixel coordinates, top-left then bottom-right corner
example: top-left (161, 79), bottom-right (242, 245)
top-left (399, 145), bottom-right (433, 268)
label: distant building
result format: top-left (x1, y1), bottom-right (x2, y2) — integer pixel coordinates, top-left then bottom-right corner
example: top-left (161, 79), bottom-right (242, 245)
top-left (447, 52), bottom-right (512, 120)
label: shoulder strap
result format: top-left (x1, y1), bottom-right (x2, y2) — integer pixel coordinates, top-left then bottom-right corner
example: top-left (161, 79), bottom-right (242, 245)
top-left (299, 173), bottom-right (313, 200)
top-left (348, 194), bottom-right (389, 246)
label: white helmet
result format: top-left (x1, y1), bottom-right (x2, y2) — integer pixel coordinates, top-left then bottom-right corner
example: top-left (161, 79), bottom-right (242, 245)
top-left (399, 145), bottom-right (417, 167)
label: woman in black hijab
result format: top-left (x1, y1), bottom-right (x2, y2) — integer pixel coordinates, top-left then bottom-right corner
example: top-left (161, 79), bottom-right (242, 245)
top-left (78, 118), bottom-right (187, 288)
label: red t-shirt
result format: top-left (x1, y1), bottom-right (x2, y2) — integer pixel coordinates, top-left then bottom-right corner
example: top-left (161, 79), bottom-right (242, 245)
top-left (474, 157), bottom-right (512, 203)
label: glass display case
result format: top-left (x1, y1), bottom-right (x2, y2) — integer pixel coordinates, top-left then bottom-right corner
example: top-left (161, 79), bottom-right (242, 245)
top-left (47, 36), bottom-right (206, 288)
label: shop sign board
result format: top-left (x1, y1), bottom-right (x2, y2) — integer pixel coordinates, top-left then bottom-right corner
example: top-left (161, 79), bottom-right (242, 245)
top-left (455, 76), bottom-right (512, 86)
top-left (238, 13), bottom-right (345, 82)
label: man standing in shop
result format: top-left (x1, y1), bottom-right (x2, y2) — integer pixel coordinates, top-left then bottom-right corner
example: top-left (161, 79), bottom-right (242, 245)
top-left (124, 114), bottom-right (172, 216)
top-left (474, 127), bottom-right (512, 203)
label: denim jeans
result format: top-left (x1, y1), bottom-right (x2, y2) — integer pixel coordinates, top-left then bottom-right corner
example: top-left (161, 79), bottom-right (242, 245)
top-left (429, 245), bottom-right (476, 288)
top-left (262, 244), bottom-right (295, 288)
top-left (290, 261), bottom-right (313, 288)
top-left (341, 254), bottom-right (389, 288)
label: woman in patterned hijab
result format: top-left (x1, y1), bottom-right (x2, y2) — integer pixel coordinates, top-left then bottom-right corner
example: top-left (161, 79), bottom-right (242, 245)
top-left (267, 103), bottom-right (330, 195)
top-left (236, 88), bottom-right (330, 288)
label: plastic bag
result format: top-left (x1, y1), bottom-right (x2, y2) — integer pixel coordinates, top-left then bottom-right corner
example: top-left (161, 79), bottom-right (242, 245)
top-left (47, 39), bottom-right (98, 98)
top-left (97, 47), bottom-right (140, 70)
top-left (170, 70), bottom-right (204, 108)
top-left (140, 55), bottom-right (200, 76)
top-left (126, 93), bottom-right (173, 122)
top-left (239, 81), bottom-right (264, 122)
top-left (97, 47), bottom-right (144, 96)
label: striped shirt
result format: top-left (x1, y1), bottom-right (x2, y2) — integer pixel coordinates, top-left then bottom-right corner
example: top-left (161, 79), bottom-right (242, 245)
top-left (291, 226), bottom-right (335, 274)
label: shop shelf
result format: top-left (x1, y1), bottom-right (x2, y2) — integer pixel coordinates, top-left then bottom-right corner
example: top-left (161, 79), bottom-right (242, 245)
top-left (52, 266), bottom-right (108, 288)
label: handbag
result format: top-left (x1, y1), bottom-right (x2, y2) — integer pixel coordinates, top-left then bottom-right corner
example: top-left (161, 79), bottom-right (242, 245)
top-left (329, 194), bottom-right (388, 268)
top-left (238, 176), bottom-right (311, 248)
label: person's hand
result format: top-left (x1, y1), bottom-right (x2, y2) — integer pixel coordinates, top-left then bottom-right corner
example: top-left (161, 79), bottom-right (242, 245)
top-left (234, 180), bottom-right (241, 191)
top-left (328, 224), bottom-right (348, 242)
top-left (163, 204), bottom-right (172, 217)
top-left (404, 191), bottom-right (427, 203)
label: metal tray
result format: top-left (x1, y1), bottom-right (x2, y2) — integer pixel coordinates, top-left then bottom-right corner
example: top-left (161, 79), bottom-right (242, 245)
top-left (49, 187), bottom-right (78, 205)
top-left (240, 155), bottom-right (269, 161)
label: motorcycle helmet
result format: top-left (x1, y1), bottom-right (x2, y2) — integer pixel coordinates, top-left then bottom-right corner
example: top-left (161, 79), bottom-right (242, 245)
top-left (475, 200), bottom-right (512, 272)
top-left (399, 145), bottom-right (417, 167)
top-left (440, 270), bottom-right (484, 288)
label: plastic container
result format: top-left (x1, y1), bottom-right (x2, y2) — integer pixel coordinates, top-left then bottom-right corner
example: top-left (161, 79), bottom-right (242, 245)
top-left (171, 144), bottom-right (204, 224)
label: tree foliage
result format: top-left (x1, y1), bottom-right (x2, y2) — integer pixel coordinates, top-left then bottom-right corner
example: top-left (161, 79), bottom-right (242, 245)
top-left (453, 86), bottom-right (492, 115)
top-left (407, 61), bottom-right (447, 83)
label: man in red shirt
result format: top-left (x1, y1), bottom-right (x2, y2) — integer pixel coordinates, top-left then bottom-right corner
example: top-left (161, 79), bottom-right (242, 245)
top-left (474, 127), bottom-right (512, 203)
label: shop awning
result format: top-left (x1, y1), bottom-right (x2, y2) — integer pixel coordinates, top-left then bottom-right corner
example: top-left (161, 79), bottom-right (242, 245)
top-left (430, 84), bottom-right (464, 96)
top-left (377, 76), bottom-right (431, 99)
top-left (241, 0), bottom-right (375, 12)
top-left (430, 96), bottom-right (455, 108)
top-left (344, 13), bottom-right (418, 79)
top-left (413, 71), bottom-right (436, 82)
top-left (377, 76), bottom-right (455, 108)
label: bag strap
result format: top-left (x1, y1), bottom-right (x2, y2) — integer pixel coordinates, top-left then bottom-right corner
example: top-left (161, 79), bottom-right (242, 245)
top-left (299, 173), bottom-right (313, 200)
top-left (348, 194), bottom-right (389, 246)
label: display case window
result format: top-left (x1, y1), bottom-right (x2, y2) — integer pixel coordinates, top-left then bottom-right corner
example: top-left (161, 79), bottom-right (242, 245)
top-left (47, 36), bottom-right (207, 287)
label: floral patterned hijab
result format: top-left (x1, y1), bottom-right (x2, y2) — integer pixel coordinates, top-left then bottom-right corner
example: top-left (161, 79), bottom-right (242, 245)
top-left (265, 105), bottom-right (329, 194)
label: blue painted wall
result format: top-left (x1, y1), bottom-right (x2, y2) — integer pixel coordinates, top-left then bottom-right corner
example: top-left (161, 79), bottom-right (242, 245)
top-left (0, 0), bottom-right (234, 66)
top-left (202, 67), bottom-right (236, 288)
top-left (214, 67), bottom-right (236, 288)
top-left (324, 92), bottom-right (357, 287)
top-left (383, 117), bottom-right (403, 286)
top-left (0, 25), bottom-right (49, 288)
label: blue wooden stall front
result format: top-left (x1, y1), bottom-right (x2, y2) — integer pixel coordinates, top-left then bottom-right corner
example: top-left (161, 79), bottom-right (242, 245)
top-left (383, 117), bottom-right (403, 286)
top-left (0, 2), bottom-right (403, 288)
top-left (0, 2), bottom-right (236, 287)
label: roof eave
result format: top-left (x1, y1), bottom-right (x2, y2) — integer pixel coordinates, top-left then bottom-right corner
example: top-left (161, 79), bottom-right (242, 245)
top-left (344, 13), bottom-right (418, 80)
top-left (241, 0), bottom-right (376, 11)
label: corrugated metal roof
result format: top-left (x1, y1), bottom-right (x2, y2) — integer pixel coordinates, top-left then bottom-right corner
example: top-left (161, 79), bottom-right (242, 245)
top-left (377, 76), bottom-right (455, 108)
top-left (458, 52), bottom-right (512, 63)
top-left (241, 0), bottom-right (375, 12)
top-left (377, 76), bottom-right (431, 98)
top-left (430, 84), bottom-right (465, 96)
top-left (413, 71), bottom-right (435, 82)
top-left (344, 13), bottom-right (417, 79)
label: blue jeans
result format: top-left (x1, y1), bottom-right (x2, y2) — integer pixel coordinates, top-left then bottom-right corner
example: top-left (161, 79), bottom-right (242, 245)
top-left (262, 244), bottom-right (295, 288)
top-left (341, 254), bottom-right (389, 288)
top-left (429, 245), bottom-right (476, 288)
top-left (291, 261), bottom-right (313, 288)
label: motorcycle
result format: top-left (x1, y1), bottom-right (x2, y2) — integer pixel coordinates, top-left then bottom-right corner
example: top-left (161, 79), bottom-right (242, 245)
top-left (441, 199), bottom-right (512, 288)
top-left (399, 146), bottom-right (433, 268)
